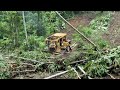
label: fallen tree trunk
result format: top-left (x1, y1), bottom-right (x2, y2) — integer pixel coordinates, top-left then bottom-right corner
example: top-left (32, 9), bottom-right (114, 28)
top-left (107, 73), bottom-right (115, 79)
top-left (78, 66), bottom-right (92, 79)
top-left (70, 59), bottom-right (87, 65)
top-left (72, 68), bottom-right (81, 79)
top-left (55, 11), bottom-right (97, 49)
top-left (8, 55), bottom-right (54, 64)
top-left (44, 68), bottom-right (74, 79)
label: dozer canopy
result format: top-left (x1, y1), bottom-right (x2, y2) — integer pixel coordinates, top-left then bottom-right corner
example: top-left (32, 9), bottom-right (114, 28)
top-left (52, 33), bottom-right (67, 37)
top-left (46, 33), bottom-right (67, 42)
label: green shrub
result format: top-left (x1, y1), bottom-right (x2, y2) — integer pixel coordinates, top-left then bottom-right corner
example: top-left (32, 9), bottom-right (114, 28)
top-left (81, 27), bottom-right (93, 37)
top-left (0, 37), bottom-right (12, 48)
top-left (19, 35), bottom-right (46, 51)
top-left (97, 38), bottom-right (108, 49)
top-left (83, 59), bottom-right (108, 77)
top-left (90, 12), bottom-right (112, 32)
top-left (0, 60), bottom-right (10, 79)
top-left (83, 45), bottom-right (120, 77)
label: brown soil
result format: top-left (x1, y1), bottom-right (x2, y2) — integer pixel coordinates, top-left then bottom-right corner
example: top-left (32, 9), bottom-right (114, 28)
top-left (102, 11), bottom-right (120, 47)
top-left (61, 12), bottom-right (97, 40)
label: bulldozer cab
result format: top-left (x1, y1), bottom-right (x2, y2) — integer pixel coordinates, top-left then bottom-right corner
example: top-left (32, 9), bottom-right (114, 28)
top-left (45, 33), bottom-right (70, 53)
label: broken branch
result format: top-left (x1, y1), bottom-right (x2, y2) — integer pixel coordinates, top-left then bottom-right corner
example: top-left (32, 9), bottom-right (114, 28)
top-left (107, 73), bottom-right (115, 79)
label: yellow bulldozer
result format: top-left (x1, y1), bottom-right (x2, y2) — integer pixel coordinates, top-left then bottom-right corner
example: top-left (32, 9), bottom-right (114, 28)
top-left (45, 33), bottom-right (72, 53)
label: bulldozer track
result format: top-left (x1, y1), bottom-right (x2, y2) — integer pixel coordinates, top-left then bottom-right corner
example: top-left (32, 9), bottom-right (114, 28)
top-left (50, 42), bottom-right (78, 59)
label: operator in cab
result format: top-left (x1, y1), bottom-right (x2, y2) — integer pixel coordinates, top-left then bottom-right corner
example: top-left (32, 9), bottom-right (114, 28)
top-left (62, 39), bottom-right (72, 52)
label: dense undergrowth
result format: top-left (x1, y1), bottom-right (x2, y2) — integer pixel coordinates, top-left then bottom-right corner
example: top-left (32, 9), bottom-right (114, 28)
top-left (83, 46), bottom-right (120, 77)
top-left (0, 55), bottom-right (10, 79)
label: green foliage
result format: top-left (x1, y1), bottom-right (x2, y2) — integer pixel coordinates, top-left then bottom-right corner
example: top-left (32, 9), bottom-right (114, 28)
top-left (84, 60), bottom-right (108, 77)
top-left (64, 51), bottom-right (82, 65)
top-left (80, 27), bottom-right (93, 37)
top-left (41, 11), bottom-right (65, 35)
top-left (67, 70), bottom-right (78, 79)
top-left (0, 58), bottom-right (10, 79)
top-left (83, 45), bottom-right (120, 77)
top-left (84, 60), bottom-right (104, 77)
top-left (47, 63), bottom-right (60, 73)
top-left (0, 11), bottom-right (118, 79)
top-left (0, 37), bottom-right (12, 48)
top-left (76, 12), bottom-right (112, 50)
top-left (19, 35), bottom-right (46, 51)
top-left (59, 11), bottom-right (75, 19)
top-left (97, 38), bottom-right (109, 49)
top-left (59, 11), bottom-right (89, 20)
top-left (28, 35), bottom-right (45, 50)
top-left (72, 33), bottom-right (81, 42)
top-left (90, 12), bottom-right (112, 32)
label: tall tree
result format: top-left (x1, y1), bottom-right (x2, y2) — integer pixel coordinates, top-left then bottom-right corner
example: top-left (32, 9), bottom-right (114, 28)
top-left (22, 11), bottom-right (29, 46)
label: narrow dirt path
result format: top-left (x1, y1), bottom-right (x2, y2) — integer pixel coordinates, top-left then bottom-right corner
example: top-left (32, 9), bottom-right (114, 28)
top-left (103, 12), bottom-right (120, 47)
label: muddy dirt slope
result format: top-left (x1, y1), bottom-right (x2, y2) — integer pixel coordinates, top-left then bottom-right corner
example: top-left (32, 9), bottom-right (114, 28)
top-left (61, 12), bottom-right (97, 40)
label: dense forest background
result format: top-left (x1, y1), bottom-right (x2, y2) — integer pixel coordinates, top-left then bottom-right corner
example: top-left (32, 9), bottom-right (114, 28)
top-left (0, 11), bottom-right (100, 52)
